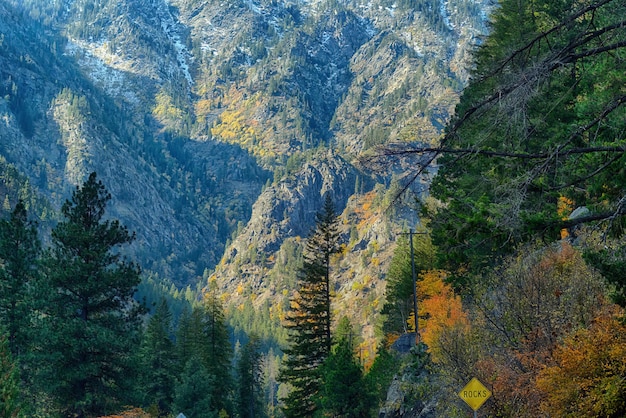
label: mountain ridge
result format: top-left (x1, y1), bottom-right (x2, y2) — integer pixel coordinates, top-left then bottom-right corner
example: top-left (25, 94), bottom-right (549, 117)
top-left (0, 0), bottom-right (491, 345)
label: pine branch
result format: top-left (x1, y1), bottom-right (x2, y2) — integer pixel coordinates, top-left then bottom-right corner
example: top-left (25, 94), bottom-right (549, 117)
top-left (475, 0), bottom-right (618, 84)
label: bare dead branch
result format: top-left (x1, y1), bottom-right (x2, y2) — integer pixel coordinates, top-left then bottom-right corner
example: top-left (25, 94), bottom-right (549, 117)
top-left (382, 151), bottom-right (439, 213)
top-left (379, 145), bottom-right (625, 160)
top-left (568, 19), bottom-right (626, 53)
top-left (606, 195), bottom-right (626, 233)
top-left (548, 154), bottom-right (622, 191)
top-left (568, 39), bottom-right (626, 62)
top-left (560, 210), bottom-right (626, 229)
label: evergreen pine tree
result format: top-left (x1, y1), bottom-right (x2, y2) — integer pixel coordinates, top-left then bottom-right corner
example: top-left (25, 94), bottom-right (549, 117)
top-left (422, 0), bottom-right (626, 283)
top-left (0, 335), bottom-right (23, 418)
top-left (365, 345), bottom-right (400, 411)
top-left (175, 297), bottom-right (233, 415)
top-left (320, 319), bottom-right (373, 417)
top-left (279, 195), bottom-right (341, 417)
top-left (0, 200), bottom-right (40, 358)
top-left (381, 232), bottom-right (434, 336)
top-left (173, 356), bottom-right (217, 418)
top-left (175, 304), bottom-right (196, 371)
top-left (236, 335), bottom-right (266, 418)
top-left (139, 298), bottom-right (177, 416)
top-left (38, 172), bottom-right (143, 417)
top-left (202, 290), bottom-right (234, 414)
top-left (380, 235), bottom-right (413, 335)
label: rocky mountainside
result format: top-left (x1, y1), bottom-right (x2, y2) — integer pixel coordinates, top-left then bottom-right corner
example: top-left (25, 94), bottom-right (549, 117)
top-left (0, 0), bottom-right (269, 282)
top-left (0, 0), bottom-right (490, 346)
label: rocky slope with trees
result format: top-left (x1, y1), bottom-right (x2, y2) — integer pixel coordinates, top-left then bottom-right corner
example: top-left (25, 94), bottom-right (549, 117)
top-left (0, 0), bottom-right (491, 348)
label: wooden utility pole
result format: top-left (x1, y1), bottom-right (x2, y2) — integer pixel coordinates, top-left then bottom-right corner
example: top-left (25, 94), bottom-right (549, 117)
top-left (402, 229), bottom-right (427, 345)
top-left (409, 230), bottom-right (419, 345)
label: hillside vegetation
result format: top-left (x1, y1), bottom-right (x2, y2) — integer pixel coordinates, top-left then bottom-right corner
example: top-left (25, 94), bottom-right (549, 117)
top-left (1, 0), bottom-right (625, 416)
top-left (377, 0), bottom-right (626, 416)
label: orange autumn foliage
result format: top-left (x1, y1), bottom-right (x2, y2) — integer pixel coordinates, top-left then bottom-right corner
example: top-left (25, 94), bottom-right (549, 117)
top-left (537, 306), bottom-right (626, 417)
top-left (432, 242), bottom-right (611, 417)
top-left (409, 270), bottom-right (469, 356)
top-left (474, 355), bottom-right (544, 417)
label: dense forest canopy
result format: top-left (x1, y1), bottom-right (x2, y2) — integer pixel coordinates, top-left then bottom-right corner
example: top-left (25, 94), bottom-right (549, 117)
top-left (384, 0), bottom-right (626, 283)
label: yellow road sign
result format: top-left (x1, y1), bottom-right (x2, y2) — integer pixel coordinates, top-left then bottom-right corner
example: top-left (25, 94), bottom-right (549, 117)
top-left (459, 377), bottom-right (491, 411)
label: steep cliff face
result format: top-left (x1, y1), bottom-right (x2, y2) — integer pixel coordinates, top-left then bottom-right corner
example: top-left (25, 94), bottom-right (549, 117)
top-left (231, 151), bottom-right (358, 256)
top-left (0, 0), bottom-right (491, 341)
top-left (213, 151), bottom-right (398, 349)
top-left (215, 151), bottom-right (360, 295)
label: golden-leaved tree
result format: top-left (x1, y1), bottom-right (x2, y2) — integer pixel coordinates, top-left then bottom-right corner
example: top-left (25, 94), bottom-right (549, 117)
top-left (413, 270), bottom-right (468, 356)
top-left (537, 306), bottom-right (626, 417)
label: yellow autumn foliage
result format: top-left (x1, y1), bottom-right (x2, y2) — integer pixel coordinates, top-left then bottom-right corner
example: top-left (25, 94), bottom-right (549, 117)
top-left (152, 91), bottom-right (183, 122)
top-left (537, 306), bottom-right (626, 417)
top-left (98, 407), bottom-right (150, 418)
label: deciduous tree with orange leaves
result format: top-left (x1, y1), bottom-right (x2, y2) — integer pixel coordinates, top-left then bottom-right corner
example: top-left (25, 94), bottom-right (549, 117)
top-left (416, 270), bottom-right (468, 355)
top-left (537, 306), bottom-right (626, 418)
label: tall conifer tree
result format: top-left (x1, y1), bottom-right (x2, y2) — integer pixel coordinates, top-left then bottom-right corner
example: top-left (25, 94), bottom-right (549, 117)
top-left (280, 195), bottom-right (341, 417)
top-left (417, 0), bottom-right (626, 284)
top-left (175, 296), bottom-right (233, 415)
top-left (320, 318), bottom-right (372, 417)
top-left (236, 335), bottom-right (266, 418)
top-left (381, 232), bottom-right (435, 336)
top-left (202, 291), bottom-right (234, 415)
top-left (38, 172), bottom-right (143, 417)
top-left (0, 200), bottom-right (40, 359)
top-left (175, 305), bottom-right (197, 370)
top-left (139, 298), bottom-right (177, 416)
top-left (173, 355), bottom-right (217, 418)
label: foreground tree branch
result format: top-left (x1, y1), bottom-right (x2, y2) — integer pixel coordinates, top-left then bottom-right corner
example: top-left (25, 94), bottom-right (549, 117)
top-left (376, 0), bottom-right (626, 278)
